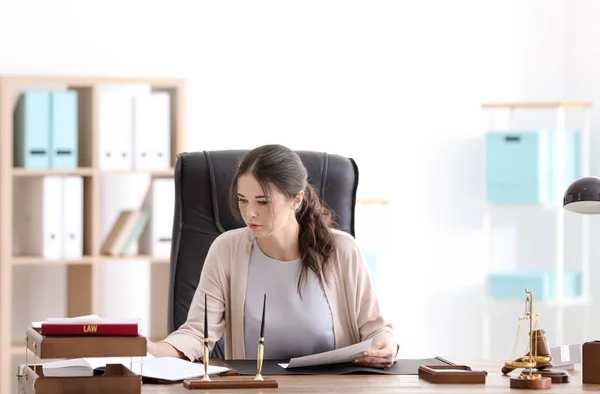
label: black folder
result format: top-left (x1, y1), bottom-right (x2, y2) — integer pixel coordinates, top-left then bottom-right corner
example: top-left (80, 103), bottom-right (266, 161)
top-left (223, 356), bottom-right (454, 376)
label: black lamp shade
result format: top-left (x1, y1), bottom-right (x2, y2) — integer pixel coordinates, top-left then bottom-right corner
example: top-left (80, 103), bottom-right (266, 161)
top-left (563, 176), bottom-right (600, 214)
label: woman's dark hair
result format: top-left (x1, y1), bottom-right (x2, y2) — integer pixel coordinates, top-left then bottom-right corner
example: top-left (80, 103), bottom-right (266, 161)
top-left (229, 144), bottom-right (337, 295)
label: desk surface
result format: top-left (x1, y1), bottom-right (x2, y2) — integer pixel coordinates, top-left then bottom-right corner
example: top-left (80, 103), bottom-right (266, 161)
top-left (142, 362), bottom-right (588, 393)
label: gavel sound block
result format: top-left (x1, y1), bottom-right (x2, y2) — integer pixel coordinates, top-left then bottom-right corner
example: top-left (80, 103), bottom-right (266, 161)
top-left (583, 341), bottom-right (600, 384)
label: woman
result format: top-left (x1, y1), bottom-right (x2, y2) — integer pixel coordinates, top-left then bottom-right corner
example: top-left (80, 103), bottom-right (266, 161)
top-left (148, 144), bottom-right (398, 368)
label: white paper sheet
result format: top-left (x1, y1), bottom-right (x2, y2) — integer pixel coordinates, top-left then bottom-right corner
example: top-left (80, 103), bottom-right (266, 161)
top-left (126, 357), bottom-right (230, 381)
top-left (279, 338), bottom-right (373, 368)
top-left (31, 314), bottom-right (101, 328)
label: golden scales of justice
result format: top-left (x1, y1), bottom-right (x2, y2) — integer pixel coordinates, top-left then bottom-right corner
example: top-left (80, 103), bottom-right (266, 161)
top-left (503, 289), bottom-right (555, 389)
top-left (183, 293), bottom-right (278, 390)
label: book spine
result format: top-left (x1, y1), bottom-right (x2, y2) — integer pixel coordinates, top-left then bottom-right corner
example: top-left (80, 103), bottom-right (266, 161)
top-left (40, 323), bottom-right (139, 336)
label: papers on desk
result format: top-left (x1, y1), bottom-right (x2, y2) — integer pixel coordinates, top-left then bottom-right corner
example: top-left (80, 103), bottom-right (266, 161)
top-left (32, 355), bottom-right (230, 381)
top-left (279, 338), bottom-right (373, 368)
top-left (31, 314), bottom-right (101, 329)
top-left (126, 357), bottom-right (230, 381)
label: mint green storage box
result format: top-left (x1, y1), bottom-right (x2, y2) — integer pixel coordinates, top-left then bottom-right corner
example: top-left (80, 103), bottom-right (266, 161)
top-left (485, 129), bottom-right (580, 204)
top-left (364, 252), bottom-right (378, 289)
top-left (488, 270), bottom-right (581, 300)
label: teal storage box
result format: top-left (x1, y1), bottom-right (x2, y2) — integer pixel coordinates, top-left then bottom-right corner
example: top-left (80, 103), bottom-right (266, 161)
top-left (364, 252), bottom-right (378, 289)
top-left (488, 270), bottom-right (581, 300)
top-left (485, 129), bottom-right (580, 204)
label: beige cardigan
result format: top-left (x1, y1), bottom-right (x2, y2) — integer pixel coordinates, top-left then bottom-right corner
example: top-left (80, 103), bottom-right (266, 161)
top-left (163, 227), bottom-right (398, 361)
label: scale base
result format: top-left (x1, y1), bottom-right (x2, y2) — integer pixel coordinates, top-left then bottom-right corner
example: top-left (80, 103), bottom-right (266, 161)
top-left (521, 368), bottom-right (570, 383)
top-left (510, 375), bottom-right (551, 390)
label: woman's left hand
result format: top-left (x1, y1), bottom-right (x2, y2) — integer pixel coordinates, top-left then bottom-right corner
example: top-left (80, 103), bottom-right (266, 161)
top-left (352, 341), bottom-right (397, 369)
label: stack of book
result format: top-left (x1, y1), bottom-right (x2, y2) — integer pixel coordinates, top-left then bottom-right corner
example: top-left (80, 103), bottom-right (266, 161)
top-left (18, 315), bottom-right (146, 394)
top-left (35, 315), bottom-right (142, 337)
top-left (100, 210), bottom-right (150, 257)
top-left (17, 315), bottom-right (230, 393)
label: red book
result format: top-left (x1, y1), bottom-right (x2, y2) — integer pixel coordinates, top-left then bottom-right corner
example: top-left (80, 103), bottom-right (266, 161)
top-left (38, 317), bottom-right (141, 336)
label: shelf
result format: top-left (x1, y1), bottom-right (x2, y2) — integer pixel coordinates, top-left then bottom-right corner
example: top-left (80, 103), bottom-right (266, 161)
top-left (12, 167), bottom-right (95, 177)
top-left (0, 75), bottom-right (185, 89)
top-left (99, 168), bottom-right (174, 177)
top-left (0, 74), bottom-right (186, 394)
top-left (356, 198), bottom-right (390, 205)
top-left (11, 255), bottom-right (171, 265)
top-left (481, 101), bottom-right (592, 109)
top-left (12, 256), bottom-right (95, 266)
top-left (485, 295), bottom-right (592, 307)
top-left (12, 344), bottom-right (24, 355)
top-left (12, 168), bottom-right (176, 177)
top-left (480, 102), bottom-right (592, 361)
top-left (98, 255), bottom-right (170, 264)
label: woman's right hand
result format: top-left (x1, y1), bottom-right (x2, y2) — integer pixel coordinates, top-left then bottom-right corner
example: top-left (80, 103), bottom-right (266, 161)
top-left (147, 340), bottom-right (186, 359)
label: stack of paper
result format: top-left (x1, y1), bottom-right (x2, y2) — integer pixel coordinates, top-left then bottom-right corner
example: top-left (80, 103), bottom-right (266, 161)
top-left (279, 339), bottom-right (373, 368)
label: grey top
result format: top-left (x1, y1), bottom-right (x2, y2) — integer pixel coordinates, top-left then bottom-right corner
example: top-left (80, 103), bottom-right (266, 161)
top-left (243, 239), bottom-right (335, 359)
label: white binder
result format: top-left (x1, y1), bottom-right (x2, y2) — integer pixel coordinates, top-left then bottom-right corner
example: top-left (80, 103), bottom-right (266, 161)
top-left (13, 177), bottom-right (63, 259)
top-left (133, 92), bottom-right (171, 170)
top-left (61, 176), bottom-right (83, 259)
top-left (98, 91), bottom-right (134, 170)
top-left (140, 178), bottom-right (174, 258)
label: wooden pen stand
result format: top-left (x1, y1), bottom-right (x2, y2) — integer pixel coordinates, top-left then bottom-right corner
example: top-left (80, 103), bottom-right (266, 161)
top-left (18, 364), bottom-right (141, 394)
top-left (183, 375), bottom-right (278, 390)
top-left (418, 364), bottom-right (487, 384)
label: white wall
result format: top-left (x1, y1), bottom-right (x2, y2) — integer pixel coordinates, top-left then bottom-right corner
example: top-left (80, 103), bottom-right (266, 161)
top-left (3, 0), bottom-right (598, 363)
top-left (563, 0), bottom-right (600, 349)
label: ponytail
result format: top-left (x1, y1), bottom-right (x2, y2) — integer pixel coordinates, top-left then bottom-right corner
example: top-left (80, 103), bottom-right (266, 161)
top-left (296, 184), bottom-right (337, 297)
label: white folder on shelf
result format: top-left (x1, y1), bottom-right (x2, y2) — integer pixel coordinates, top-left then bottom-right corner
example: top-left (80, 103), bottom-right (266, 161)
top-left (140, 178), bottom-right (174, 258)
top-left (133, 92), bottom-right (171, 170)
top-left (98, 91), bottom-right (134, 170)
top-left (62, 176), bottom-right (83, 259)
top-left (13, 177), bottom-right (63, 259)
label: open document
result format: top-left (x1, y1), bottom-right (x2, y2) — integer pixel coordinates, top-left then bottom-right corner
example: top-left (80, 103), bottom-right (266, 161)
top-left (21, 355), bottom-right (230, 381)
top-left (279, 338), bottom-right (373, 368)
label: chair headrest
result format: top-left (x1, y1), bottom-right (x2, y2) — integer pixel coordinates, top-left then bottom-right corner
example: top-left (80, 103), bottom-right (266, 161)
top-left (175, 149), bottom-right (359, 235)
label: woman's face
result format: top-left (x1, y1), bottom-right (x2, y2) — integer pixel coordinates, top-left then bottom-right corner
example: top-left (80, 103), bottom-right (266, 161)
top-left (236, 174), bottom-right (300, 237)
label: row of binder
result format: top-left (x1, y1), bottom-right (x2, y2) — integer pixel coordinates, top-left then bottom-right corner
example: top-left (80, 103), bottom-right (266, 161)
top-left (139, 178), bottom-right (174, 258)
top-left (13, 87), bottom-right (172, 171)
top-left (99, 86), bottom-right (171, 171)
top-left (13, 176), bottom-right (83, 259)
top-left (12, 177), bottom-right (175, 260)
top-left (14, 91), bottom-right (78, 169)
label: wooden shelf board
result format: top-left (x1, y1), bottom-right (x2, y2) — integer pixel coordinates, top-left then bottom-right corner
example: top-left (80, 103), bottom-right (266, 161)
top-left (481, 101), bottom-right (592, 109)
top-left (99, 169), bottom-right (174, 177)
top-left (98, 255), bottom-right (169, 264)
top-left (0, 75), bottom-right (185, 89)
top-left (357, 198), bottom-right (390, 205)
top-left (12, 167), bottom-right (95, 177)
top-left (12, 256), bottom-right (95, 265)
top-left (11, 343), bottom-right (26, 354)
top-left (11, 168), bottom-right (174, 177)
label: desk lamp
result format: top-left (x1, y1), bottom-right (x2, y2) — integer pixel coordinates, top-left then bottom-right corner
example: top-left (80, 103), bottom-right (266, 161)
top-left (563, 176), bottom-right (600, 384)
top-left (563, 177), bottom-right (600, 213)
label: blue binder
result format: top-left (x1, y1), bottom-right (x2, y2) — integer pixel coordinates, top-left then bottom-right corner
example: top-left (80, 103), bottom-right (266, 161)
top-left (13, 91), bottom-right (51, 169)
top-left (50, 91), bottom-right (78, 169)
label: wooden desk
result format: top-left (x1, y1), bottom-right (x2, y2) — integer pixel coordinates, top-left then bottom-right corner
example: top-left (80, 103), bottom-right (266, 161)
top-left (141, 363), bottom-right (589, 393)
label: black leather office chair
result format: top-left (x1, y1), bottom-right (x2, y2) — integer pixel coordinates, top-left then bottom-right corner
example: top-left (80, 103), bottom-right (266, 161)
top-left (166, 150), bottom-right (359, 359)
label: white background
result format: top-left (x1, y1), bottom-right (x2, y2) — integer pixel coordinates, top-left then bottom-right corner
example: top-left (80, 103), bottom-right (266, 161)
top-left (3, 0), bottom-right (600, 363)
